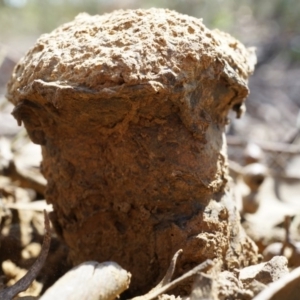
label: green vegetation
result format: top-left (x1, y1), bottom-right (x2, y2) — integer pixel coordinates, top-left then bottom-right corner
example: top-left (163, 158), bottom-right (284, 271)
top-left (0, 0), bottom-right (299, 63)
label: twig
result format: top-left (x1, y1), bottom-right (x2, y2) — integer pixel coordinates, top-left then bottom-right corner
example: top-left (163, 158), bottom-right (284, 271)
top-left (228, 160), bottom-right (243, 177)
top-left (279, 215), bottom-right (298, 261)
top-left (228, 159), bottom-right (300, 182)
top-left (153, 249), bottom-right (183, 289)
top-left (130, 259), bottom-right (214, 300)
top-left (281, 215), bottom-right (292, 253)
top-left (5, 200), bottom-right (53, 212)
top-left (4, 160), bottom-right (46, 195)
top-left (227, 136), bottom-right (300, 155)
top-left (0, 210), bottom-right (51, 300)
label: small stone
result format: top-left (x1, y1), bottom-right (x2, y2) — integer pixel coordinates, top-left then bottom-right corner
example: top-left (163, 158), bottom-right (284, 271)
top-left (239, 256), bottom-right (289, 285)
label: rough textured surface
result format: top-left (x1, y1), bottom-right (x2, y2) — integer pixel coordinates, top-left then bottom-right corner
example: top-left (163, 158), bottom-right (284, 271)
top-left (6, 8), bottom-right (258, 295)
top-left (216, 271), bottom-right (253, 300)
top-left (239, 256), bottom-right (289, 285)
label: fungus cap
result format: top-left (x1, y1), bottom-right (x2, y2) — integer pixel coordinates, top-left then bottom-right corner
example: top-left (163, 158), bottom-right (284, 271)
top-left (7, 8), bottom-right (256, 108)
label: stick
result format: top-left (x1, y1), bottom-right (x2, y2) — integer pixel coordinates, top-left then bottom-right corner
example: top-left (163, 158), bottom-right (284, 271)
top-left (152, 249), bottom-right (183, 289)
top-left (130, 259), bottom-right (214, 300)
top-left (227, 136), bottom-right (300, 155)
top-left (0, 210), bottom-right (51, 300)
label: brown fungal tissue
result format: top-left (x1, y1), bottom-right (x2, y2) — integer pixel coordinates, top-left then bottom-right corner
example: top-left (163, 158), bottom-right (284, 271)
top-left (6, 8), bottom-right (258, 295)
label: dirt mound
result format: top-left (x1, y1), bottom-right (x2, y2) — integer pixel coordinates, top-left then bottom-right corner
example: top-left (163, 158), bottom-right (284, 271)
top-left (6, 8), bottom-right (258, 295)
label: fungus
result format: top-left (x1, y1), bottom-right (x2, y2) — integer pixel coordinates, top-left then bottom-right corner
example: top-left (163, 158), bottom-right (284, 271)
top-left (7, 8), bottom-right (258, 295)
